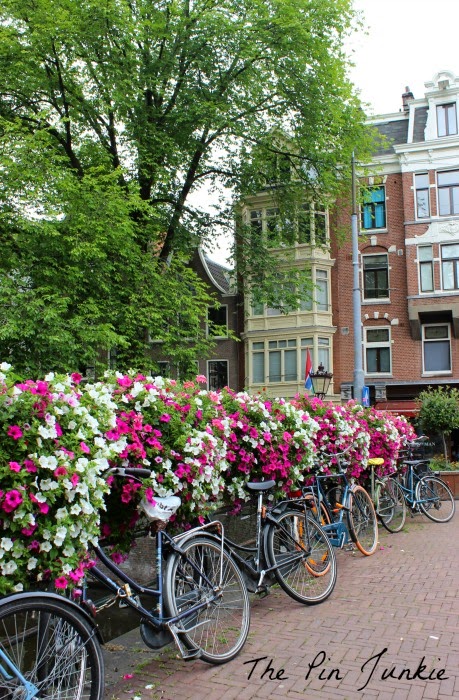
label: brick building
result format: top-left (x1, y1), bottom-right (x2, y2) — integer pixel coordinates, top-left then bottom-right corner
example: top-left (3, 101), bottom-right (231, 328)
top-left (333, 70), bottom-right (459, 416)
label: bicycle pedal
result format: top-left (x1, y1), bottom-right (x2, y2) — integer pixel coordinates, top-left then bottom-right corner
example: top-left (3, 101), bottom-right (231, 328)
top-left (256, 585), bottom-right (270, 598)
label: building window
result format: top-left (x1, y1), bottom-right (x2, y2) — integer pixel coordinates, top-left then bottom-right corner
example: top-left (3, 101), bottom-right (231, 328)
top-left (361, 186), bottom-right (386, 230)
top-left (208, 360), bottom-right (228, 390)
top-left (441, 244), bottom-right (459, 290)
top-left (365, 327), bottom-right (391, 374)
top-left (157, 361), bottom-right (170, 377)
top-left (268, 339), bottom-right (297, 382)
top-left (318, 337), bottom-right (330, 370)
top-left (437, 170), bottom-right (459, 216)
top-left (207, 305), bottom-right (228, 337)
top-left (316, 270), bottom-right (329, 311)
top-left (423, 324), bottom-right (451, 373)
top-left (415, 173), bottom-right (430, 219)
top-left (363, 254), bottom-right (389, 299)
top-left (437, 103), bottom-right (457, 137)
top-left (419, 245), bottom-right (434, 293)
top-left (252, 341), bottom-right (265, 383)
top-left (298, 204), bottom-right (328, 246)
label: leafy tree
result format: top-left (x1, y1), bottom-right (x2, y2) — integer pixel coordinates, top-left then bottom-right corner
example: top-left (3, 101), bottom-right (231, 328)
top-left (0, 0), bottom-right (373, 374)
top-left (417, 387), bottom-right (459, 461)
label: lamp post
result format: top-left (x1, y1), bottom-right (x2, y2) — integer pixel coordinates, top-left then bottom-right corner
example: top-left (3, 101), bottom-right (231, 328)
top-left (309, 363), bottom-right (333, 400)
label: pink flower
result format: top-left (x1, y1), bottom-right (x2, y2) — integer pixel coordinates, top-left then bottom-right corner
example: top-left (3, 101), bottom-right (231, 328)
top-left (71, 372), bottom-right (82, 384)
top-left (7, 425), bottom-right (23, 440)
top-left (21, 524), bottom-right (37, 536)
top-left (54, 467), bottom-right (68, 477)
top-left (24, 459), bottom-right (37, 473)
top-left (71, 473), bottom-right (80, 487)
top-left (54, 576), bottom-right (68, 590)
top-left (160, 413), bottom-right (171, 423)
top-left (38, 502), bottom-right (50, 515)
top-left (80, 442), bottom-right (90, 454)
top-left (196, 375), bottom-right (207, 384)
top-left (117, 376), bottom-right (133, 388)
top-left (9, 461), bottom-right (21, 472)
top-left (2, 489), bottom-right (23, 512)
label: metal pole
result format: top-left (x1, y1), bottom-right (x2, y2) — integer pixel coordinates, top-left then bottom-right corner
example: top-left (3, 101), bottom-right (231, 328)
top-left (351, 152), bottom-right (364, 404)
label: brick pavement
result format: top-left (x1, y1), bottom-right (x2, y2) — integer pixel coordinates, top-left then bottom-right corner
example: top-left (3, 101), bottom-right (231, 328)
top-left (103, 511), bottom-right (459, 700)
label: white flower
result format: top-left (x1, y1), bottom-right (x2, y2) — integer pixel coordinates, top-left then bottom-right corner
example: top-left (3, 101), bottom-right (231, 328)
top-left (40, 542), bottom-right (53, 552)
top-left (38, 455), bottom-right (58, 470)
top-left (1, 538), bottom-right (14, 552)
top-left (2, 560), bottom-right (18, 575)
top-left (27, 558), bottom-right (38, 570)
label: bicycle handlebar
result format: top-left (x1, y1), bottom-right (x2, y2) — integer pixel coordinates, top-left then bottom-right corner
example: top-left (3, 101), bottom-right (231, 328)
top-left (105, 466), bottom-right (153, 479)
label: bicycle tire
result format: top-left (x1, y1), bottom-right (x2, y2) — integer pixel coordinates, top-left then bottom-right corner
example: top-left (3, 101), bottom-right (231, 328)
top-left (347, 485), bottom-right (378, 555)
top-left (304, 493), bottom-right (331, 525)
top-left (377, 477), bottom-right (407, 533)
top-left (163, 535), bottom-right (250, 664)
top-left (265, 510), bottom-right (336, 605)
top-left (415, 476), bottom-right (455, 523)
top-left (0, 592), bottom-right (104, 700)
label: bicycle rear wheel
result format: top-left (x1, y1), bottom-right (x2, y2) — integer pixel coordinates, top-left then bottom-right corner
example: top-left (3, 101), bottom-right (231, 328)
top-left (347, 485), bottom-right (378, 555)
top-left (415, 476), bottom-right (455, 523)
top-left (163, 535), bottom-right (250, 664)
top-left (0, 592), bottom-right (103, 700)
top-left (265, 510), bottom-right (336, 605)
top-left (377, 477), bottom-right (407, 533)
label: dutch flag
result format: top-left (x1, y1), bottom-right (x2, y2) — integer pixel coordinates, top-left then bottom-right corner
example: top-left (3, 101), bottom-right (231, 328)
top-left (304, 348), bottom-right (313, 391)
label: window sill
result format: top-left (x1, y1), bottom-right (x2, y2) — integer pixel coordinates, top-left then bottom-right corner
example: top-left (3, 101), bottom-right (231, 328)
top-left (362, 299), bottom-right (391, 305)
top-left (360, 228), bottom-right (388, 234)
top-left (422, 372), bottom-right (452, 377)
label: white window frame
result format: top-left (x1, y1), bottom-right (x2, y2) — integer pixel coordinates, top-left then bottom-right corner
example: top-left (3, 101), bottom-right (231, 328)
top-left (422, 323), bottom-right (451, 375)
top-left (441, 243), bottom-right (459, 291)
top-left (414, 173), bottom-right (430, 219)
top-left (437, 103), bottom-right (458, 137)
top-left (418, 245), bottom-right (434, 293)
top-left (364, 327), bottom-right (391, 376)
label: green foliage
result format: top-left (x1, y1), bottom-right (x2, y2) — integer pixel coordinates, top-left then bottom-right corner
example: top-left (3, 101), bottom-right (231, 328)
top-left (417, 386), bottom-right (459, 460)
top-left (0, 0), bottom-right (373, 372)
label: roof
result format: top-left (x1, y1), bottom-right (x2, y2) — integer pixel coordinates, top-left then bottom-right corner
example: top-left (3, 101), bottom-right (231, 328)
top-left (373, 118), bottom-right (409, 155)
top-left (200, 251), bottom-right (235, 295)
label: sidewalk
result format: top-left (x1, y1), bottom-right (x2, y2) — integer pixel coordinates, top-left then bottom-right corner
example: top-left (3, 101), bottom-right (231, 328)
top-left (103, 511), bottom-right (459, 700)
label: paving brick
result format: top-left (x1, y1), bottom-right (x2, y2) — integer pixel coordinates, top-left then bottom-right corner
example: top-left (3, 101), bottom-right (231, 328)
top-left (104, 515), bottom-right (459, 699)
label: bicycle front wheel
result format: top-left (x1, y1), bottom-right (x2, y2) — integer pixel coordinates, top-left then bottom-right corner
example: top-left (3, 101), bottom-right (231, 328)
top-left (163, 535), bottom-right (250, 664)
top-left (347, 485), bottom-right (378, 555)
top-left (266, 511), bottom-right (336, 605)
top-left (378, 477), bottom-right (407, 533)
top-left (0, 592), bottom-right (104, 700)
top-left (415, 476), bottom-right (455, 523)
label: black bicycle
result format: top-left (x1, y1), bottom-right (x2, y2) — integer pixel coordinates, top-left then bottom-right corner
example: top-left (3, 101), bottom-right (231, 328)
top-left (82, 467), bottom-right (250, 665)
top-left (209, 480), bottom-right (337, 605)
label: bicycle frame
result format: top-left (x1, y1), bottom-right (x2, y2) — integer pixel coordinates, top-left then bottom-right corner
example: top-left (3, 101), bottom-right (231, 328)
top-left (210, 486), bottom-right (318, 594)
top-left (305, 472), bottom-right (356, 548)
top-left (0, 648), bottom-right (39, 700)
top-left (398, 462), bottom-right (436, 510)
top-left (82, 519), bottom-right (227, 658)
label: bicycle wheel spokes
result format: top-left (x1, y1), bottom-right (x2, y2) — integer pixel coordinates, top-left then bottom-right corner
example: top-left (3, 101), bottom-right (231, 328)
top-left (348, 485), bottom-right (378, 555)
top-left (378, 478), bottom-right (406, 533)
top-left (163, 536), bottom-right (250, 664)
top-left (266, 511), bottom-right (336, 605)
top-left (0, 596), bottom-right (103, 700)
top-left (415, 476), bottom-right (455, 523)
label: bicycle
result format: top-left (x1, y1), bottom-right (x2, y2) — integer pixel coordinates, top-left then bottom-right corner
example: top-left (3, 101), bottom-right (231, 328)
top-left (396, 448), bottom-right (455, 523)
top-left (80, 466), bottom-right (250, 665)
top-left (208, 480), bottom-right (337, 605)
top-left (367, 457), bottom-right (407, 533)
top-left (0, 590), bottom-right (104, 700)
top-left (303, 451), bottom-right (378, 556)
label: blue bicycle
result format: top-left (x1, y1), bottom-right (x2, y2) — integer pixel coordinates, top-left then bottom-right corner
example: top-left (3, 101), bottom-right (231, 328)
top-left (0, 591), bottom-right (104, 699)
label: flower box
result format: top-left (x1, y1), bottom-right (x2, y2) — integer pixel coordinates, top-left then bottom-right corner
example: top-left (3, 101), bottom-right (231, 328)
top-left (436, 471), bottom-right (459, 499)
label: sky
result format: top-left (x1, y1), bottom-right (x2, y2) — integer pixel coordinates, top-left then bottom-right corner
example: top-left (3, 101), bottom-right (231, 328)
top-left (207, 0), bottom-right (459, 264)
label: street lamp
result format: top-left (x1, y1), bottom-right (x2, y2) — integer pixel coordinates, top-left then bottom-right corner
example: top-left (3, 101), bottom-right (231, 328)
top-left (309, 363), bottom-right (333, 400)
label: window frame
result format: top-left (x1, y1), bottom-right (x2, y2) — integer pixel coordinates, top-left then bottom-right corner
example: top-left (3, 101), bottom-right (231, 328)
top-left (441, 243), bottom-right (459, 290)
top-left (437, 170), bottom-right (459, 216)
top-left (414, 173), bottom-right (430, 219)
top-left (422, 323), bottom-right (451, 374)
top-left (361, 185), bottom-right (386, 231)
top-left (207, 305), bottom-right (228, 338)
top-left (418, 245), bottom-right (434, 293)
top-left (364, 326), bottom-right (391, 376)
top-left (437, 103), bottom-right (458, 137)
top-left (207, 359), bottom-right (229, 391)
top-left (362, 253), bottom-right (389, 300)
